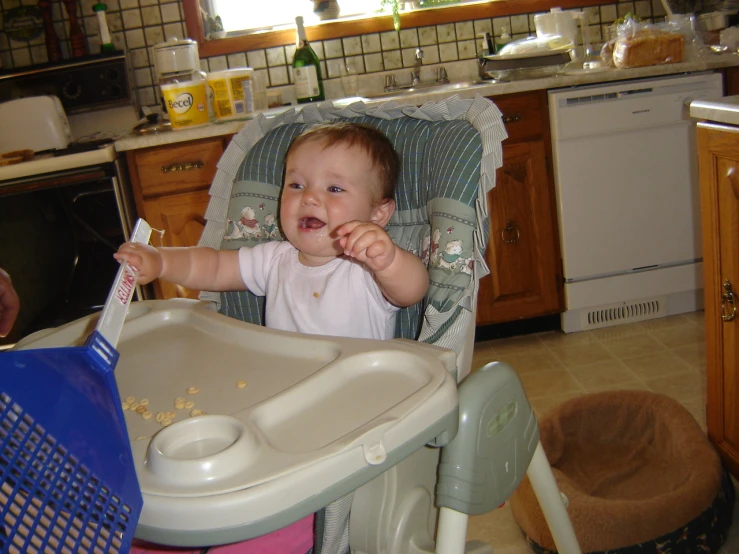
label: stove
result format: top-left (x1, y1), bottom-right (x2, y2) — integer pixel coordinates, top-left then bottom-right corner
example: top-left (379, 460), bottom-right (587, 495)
top-left (0, 52), bottom-right (139, 185)
top-left (0, 54), bottom-right (142, 346)
top-left (0, 143), bottom-right (115, 183)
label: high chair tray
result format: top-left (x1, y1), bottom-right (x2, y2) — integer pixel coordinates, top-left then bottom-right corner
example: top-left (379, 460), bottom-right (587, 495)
top-left (16, 299), bottom-right (459, 546)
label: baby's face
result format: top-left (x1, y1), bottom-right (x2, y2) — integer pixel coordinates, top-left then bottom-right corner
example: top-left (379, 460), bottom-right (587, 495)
top-left (281, 139), bottom-right (384, 266)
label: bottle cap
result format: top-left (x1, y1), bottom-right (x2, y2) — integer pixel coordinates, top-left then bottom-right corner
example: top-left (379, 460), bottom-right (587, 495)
top-left (93, 2), bottom-right (107, 11)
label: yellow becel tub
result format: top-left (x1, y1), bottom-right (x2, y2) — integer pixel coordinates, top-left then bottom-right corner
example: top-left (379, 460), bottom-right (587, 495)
top-left (207, 68), bottom-right (255, 121)
top-left (161, 80), bottom-right (210, 130)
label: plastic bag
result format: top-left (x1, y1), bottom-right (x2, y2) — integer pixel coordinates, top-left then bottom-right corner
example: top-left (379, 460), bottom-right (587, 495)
top-left (606, 18), bottom-right (685, 68)
top-left (721, 26), bottom-right (739, 51)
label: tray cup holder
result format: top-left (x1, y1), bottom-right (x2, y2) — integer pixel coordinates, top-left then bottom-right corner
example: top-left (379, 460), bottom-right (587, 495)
top-left (146, 415), bottom-right (257, 483)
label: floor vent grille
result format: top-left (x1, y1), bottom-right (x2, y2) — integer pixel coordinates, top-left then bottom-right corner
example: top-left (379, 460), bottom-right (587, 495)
top-left (582, 296), bottom-right (667, 330)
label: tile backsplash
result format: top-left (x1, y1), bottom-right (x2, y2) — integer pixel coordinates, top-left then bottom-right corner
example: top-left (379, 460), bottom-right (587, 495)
top-left (0, 0), bottom-right (666, 109)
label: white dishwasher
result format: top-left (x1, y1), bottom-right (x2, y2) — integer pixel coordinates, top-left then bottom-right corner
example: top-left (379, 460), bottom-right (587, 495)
top-left (548, 72), bottom-right (723, 332)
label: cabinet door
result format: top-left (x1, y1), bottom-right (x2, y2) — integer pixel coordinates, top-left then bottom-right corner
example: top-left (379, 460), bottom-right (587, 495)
top-left (476, 140), bottom-right (562, 325)
top-left (698, 123), bottom-right (739, 477)
top-left (142, 189), bottom-right (211, 300)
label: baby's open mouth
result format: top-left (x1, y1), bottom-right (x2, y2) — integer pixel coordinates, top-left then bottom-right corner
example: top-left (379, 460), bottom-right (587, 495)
top-left (299, 217), bottom-right (325, 230)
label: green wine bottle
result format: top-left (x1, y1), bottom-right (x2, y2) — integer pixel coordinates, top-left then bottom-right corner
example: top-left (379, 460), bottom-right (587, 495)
top-left (292, 16), bottom-right (325, 103)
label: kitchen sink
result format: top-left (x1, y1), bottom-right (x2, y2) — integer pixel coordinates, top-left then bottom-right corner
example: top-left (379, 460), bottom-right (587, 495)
top-left (364, 80), bottom-right (493, 100)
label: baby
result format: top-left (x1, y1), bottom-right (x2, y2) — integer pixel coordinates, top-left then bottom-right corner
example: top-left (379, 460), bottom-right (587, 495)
top-left (116, 122), bottom-right (429, 340)
top-left (119, 122), bottom-right (430, 553)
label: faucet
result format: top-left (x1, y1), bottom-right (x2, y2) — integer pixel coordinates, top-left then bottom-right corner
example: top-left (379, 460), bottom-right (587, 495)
top-left (382, 48), bottom-right (451, 93)
top-left (412, 48), bottom-right (423, 86)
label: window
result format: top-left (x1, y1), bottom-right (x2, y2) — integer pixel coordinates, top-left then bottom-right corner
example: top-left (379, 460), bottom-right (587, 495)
top-left (205, 1), bottom-right (391, 35)
top-left (185, 0), bottom-right (580, 58)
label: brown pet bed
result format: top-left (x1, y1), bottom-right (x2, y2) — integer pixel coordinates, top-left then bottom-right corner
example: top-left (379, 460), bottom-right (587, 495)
top-left (510, 390), bottom-right (734, 553)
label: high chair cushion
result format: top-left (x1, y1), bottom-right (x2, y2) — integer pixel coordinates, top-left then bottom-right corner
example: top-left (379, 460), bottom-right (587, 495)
top-left (510, 390), bottom-right (735, 553)
top-left (199, 98), bottom-right (507, 350)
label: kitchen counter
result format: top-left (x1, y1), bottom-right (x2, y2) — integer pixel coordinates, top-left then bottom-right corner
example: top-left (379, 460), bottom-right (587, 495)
top-left (690, 94), bottom-right (739, 125)
top-left (115, 53), bottom-right (739, 152)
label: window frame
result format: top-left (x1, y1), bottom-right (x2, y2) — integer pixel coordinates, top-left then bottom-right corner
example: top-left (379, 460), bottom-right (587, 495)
top-left (183, 0), bottom-right (604, 58)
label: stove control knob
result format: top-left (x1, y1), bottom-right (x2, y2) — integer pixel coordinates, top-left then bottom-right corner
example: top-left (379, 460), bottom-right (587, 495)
top-left (62, 80), bottom-right (82, 100)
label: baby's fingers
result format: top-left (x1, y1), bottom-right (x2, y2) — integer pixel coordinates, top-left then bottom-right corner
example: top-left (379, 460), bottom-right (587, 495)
top-left (343, 227), bottom-right (375, 257)
top-left (335, 220), bottom-right (362, 237)
top-left (113, 251), bottom-right (142, 270)
top-left (364, 239), bottom-right (391, 260)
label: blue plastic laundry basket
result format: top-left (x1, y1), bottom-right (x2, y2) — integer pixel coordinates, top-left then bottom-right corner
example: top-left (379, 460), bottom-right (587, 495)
top-left (0, 220), bottom-right (151, 554)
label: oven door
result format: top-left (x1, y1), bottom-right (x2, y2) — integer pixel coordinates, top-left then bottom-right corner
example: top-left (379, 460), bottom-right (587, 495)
top-left (0, 162), bottom-right (137, 347)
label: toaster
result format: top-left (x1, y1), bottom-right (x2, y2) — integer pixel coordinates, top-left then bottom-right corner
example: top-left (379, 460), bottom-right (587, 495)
top-left (0, 96), bottom-right (73, 153)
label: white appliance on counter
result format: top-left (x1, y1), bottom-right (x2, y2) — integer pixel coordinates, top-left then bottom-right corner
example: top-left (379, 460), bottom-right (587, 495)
top-left (548, 72), bottom-right (723, 332)
top-left (0, 96), bottom-right (72, 152)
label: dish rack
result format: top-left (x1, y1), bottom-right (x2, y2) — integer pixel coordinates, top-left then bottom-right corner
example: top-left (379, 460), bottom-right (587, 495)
top-left (0, 220), bottom-right (151, 553)
top-left (478, 50), bottom-right (574, 81)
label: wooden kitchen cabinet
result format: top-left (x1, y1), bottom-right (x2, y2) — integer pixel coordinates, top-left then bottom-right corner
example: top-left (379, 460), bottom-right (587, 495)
top-left (697, 121), bottom-right (739, 478)
top-left (126, 135), bottom-right (230, 299)
top-left (140, 190), bottom-right (211, 300)
top-left (476, 90), bottom-right (563, 326)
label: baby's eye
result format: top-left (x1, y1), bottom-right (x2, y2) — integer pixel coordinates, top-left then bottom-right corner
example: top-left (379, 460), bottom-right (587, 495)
top-left (328, 185), bottom-right (344, 193)
top-left (288, 182), bottom-right (303, 190)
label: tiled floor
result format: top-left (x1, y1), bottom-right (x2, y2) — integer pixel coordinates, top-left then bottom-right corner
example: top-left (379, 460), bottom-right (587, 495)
top-left (465, 310), bottom-right (739, 553)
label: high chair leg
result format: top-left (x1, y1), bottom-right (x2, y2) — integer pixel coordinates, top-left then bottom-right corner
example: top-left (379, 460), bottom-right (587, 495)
top-left (526, 441), bottom-right (582, 554)
top-left (435, 507), bottom-right (467, 553)
top-left (434, 508), bottom-right (493, 554)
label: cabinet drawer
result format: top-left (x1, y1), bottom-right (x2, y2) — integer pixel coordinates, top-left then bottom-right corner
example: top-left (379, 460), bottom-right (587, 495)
top-left (132, 137), bottom-right (225, 198)
top-left (490, 91), bottom-right (546, 144)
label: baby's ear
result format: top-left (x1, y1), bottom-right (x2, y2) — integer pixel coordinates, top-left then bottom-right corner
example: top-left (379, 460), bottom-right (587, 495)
top-left (371, 198), bottom-right (395, 227)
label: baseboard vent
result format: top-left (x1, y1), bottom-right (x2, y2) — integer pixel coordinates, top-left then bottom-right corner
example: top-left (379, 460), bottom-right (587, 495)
top-left (581, 296), bottom-right (667, 331)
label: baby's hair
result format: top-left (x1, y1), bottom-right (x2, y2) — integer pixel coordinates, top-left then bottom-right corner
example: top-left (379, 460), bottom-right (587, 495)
top-left (286, 122), bottom-right (400, 200)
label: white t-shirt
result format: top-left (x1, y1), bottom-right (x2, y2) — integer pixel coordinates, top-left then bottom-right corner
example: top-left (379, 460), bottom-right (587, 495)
top-left (237, 242), bottom-right (399, 340)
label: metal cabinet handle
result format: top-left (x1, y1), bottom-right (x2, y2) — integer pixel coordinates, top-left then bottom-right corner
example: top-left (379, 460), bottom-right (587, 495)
top-left (722, 279), bottom-right (737, 322)
top-left (501, 219), bottom-right (520, 244)
top-left (161, 161), bottom-right (204, 173)
top-left (502, 114), bottom-right (522, 124)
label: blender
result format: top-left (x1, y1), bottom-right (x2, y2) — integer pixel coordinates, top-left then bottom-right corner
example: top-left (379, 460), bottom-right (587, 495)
top-left (147, 38), bottom-right (209, 131)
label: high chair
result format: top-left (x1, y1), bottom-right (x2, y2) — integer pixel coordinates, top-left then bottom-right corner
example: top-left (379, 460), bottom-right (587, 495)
top-left (193, 96), bottom-right (582, 554)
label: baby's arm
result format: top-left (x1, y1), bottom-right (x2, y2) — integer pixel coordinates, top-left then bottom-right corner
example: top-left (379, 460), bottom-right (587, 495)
top-left (115, 244), bottom-right (244, 291)
top-left (337, 222), bottom-right (429, 307)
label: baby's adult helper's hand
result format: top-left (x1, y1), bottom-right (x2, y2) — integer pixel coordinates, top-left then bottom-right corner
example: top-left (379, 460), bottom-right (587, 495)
top-left (114, 242), bottom-right (163, 285)
top-left (336, 221), bottom-right (397, 272)
top-left (0, 268), bottom-right (20, 338)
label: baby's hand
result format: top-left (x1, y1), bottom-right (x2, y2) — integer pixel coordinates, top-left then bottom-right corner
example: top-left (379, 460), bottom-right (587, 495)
top-left (113, 243), bottom-right (163, 285)
top-left (336, 221), bottom-right (396, 272)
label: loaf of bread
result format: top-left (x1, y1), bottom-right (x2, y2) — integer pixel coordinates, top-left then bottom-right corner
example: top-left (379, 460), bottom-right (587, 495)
top-left (613, 30), bottom-right (684, 68)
